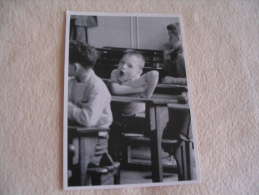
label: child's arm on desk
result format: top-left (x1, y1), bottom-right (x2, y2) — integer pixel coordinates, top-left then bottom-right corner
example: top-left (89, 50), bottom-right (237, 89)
top-left (161, 76), bottom-right (187, 85)
top-left (109, 82), bottom-right (145, 95)
top-left (109, 70), bottom-right (159, 97)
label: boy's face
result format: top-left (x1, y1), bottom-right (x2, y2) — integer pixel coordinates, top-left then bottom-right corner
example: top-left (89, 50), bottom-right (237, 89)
top-left (118, 55), bottom-right (143, 80)
top-left (69, 63), bottom-right (82, 77)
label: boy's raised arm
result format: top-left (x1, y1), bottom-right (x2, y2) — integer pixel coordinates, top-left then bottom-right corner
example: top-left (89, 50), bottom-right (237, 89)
top-left (143, 71), bottom-right (159, 98)
top-left (109, 82), bottom-right (145, 95)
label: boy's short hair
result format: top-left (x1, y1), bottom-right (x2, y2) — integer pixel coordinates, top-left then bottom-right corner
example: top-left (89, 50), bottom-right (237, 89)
top-left (69, 40), bottom-right (99, 68)
top-left (167, 23), bottom-right (179, 37)
top-left (123, 50), bottom-right (145, 69)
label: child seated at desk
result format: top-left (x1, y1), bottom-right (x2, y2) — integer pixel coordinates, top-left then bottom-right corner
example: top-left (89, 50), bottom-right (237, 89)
top-left (68, 40), bottom-right (113, 184)
top-left (162, 23), bottom-right (187, 86)
top-left (108, 51), bottom-right (158, 160)
top-left (108, 51), bottom-right (174, 166)
top-left (109, 51), bottom-right (159, 116)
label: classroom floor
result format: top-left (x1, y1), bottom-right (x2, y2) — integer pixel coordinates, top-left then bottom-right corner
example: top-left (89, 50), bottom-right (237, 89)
top-left (78, 167), bottom-right (179, 186)
top-left (120, 168), bottom-right (178, 184)
top-left (119, 145), bottom-right (179, 184)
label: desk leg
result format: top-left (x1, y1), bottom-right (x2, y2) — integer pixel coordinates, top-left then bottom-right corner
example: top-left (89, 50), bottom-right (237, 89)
top-left (79, 137), bottom-right (97, 185)
top-left (148, 104), bottom-right (163, 182)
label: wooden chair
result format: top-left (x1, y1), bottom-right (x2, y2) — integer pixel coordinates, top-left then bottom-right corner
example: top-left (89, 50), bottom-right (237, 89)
top-left (119, 103), bottom-right (193, 181)
top-left (87, 152), bottom-right (120, 185)
top-left (164, 103), bottom-right (193, 180)
top-left (67, 126), bottom-right (120, 186)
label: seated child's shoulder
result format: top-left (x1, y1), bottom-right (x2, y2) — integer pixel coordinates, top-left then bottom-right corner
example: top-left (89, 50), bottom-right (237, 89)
top-left (95, 76), bottom-right (109, 89)
top-left (146, 70), bottom-right (159, 76)
top-left (91, 78), bottom-right (111, 99)
top-left (143, 70), bottom-right (159, 80)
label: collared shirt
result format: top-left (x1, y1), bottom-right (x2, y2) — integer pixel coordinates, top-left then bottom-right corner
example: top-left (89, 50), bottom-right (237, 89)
top-left (68, 69), bottom-right (113, 128)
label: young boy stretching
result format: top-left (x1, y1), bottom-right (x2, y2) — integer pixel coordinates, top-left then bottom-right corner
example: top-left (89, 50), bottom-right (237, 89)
top-left (108, 51), bottom-right (159, 161)
top-left (110, 51), bottom-right (159, 116)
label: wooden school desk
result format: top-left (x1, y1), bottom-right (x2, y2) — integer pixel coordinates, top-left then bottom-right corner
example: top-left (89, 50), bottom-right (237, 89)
top-left (111, 94), bottom-right (189, 182)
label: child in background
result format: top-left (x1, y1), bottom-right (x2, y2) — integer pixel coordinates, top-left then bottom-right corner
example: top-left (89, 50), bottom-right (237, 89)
top-left (68, 40), bottom-right (113, 184)
top-left (162, 23), bottom-right (187, 85)
top-left (162, 24), bottom-right (194, 176)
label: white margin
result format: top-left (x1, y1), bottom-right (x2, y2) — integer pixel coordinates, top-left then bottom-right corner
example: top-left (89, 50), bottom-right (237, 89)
top-left (179, 16), bottom-right (202, 183)
top-left (63, 10), bottom-right (71, 190)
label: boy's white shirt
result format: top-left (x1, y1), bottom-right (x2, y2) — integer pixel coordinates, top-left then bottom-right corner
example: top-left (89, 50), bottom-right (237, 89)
top-left (68, 69), bottom-right (113, 128)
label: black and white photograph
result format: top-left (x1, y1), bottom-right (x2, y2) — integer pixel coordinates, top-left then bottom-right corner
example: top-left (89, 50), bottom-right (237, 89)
top-left (63, 11), bottom-right (199, 189)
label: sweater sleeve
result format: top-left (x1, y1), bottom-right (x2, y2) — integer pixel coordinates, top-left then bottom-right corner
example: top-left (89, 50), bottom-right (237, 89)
top-left (68, 86), bottom-right (109, 127)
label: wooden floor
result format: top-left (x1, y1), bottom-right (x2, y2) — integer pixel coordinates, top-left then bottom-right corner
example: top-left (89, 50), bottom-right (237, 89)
top-left (120, 169), bottom-right (178, 184)
top-left (120, 145), bottom-right (179, 184)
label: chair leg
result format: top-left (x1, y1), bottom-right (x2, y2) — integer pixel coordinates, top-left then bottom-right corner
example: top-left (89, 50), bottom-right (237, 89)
top-left (122, 144), bottom-right (131, 167)
top-left (114, 167), bottom-right (120, 184)
top-left (175, 142), bottom-right (187, 180)
top-left (182, 142), bottom-right (188, 180)
top-left (79, 137), bottom-right (98, 185)
top-left (90, 173), bottom-right (102, 185)
top-left (186, 141), bottom-right (196, 180)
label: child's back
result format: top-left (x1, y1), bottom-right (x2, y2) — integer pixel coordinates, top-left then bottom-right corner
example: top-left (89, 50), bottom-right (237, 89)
top-left (69, 68), bottom-right (112, 127)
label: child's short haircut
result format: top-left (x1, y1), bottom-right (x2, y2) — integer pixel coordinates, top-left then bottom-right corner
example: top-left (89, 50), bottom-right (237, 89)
top-left (167, 23), bottom-right (179, 37)
top-left (69, 40), bottom-right (99, 68)
top-left (122, 50), bottom-right (145, 69)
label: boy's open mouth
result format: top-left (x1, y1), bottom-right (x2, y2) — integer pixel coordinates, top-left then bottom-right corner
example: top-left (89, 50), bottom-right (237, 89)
top-left (119, 70), bottom-right (125, 76)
